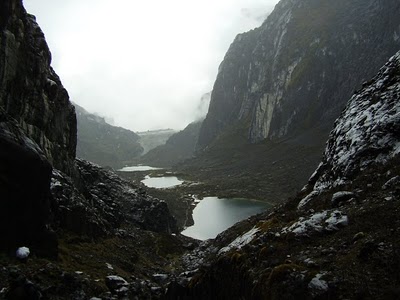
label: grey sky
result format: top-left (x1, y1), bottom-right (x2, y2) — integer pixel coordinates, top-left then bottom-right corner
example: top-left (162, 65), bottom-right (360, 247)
top-left (23, 0), bottom-right (279, 131)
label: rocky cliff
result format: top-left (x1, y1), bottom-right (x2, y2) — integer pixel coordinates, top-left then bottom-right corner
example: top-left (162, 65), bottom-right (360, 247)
top-left (0, 0), bottom-right (76, 175)
top-left (75, 104), bottom-right (143, 169)
top-left (166, 50), bottom-right (400, 300)
top-left (199, 0), bottom-right (400, 149)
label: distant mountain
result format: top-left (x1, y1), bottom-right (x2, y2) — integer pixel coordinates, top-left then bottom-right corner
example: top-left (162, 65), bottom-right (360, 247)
top-left (140, 121), bottom-right (203, 167)
top-left (137, 129), bottom-right (177, 155)
top-left (75, 104), bottom-right (143, 168)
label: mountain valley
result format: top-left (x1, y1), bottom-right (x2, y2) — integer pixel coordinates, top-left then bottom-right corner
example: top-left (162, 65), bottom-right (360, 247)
top-left (1, 0), bottom-right (400, 299)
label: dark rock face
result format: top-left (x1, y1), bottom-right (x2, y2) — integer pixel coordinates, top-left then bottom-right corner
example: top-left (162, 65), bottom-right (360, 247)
top-left (51, 159), bottom-right (178, 236)
top-left (0, 0), bottom-right (76, 175)
top-left (140, 121), bottom-right (202, 167)
top-left (198, 0), bottom-right (400, 149)
top-left (75, 104), bottom-right (143, 169)
top-left (0, 109), bottom-right (56, 257)
top-left (167, 51), bottom-right (400, 300)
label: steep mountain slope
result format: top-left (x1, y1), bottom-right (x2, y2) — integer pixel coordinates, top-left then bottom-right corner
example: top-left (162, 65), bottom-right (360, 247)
top-left (140, 121), bottom-right (202, 167)
top-left (199, 0), bottom-right (400, 147)
top-left (183, 0), bottom-right (400, 202)
top-left (167, 50), bottom-right (400, 300)
top-left (75, 104), bottom-right (143, 169)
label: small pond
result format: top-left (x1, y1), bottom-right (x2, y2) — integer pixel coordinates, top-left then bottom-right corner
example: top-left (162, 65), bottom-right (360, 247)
top-left (181, 197), bottom-right (271, 240)
top-left (141, 175), bottom-right (184, 188)
top-left (119, 165), bottom-right (162, 172)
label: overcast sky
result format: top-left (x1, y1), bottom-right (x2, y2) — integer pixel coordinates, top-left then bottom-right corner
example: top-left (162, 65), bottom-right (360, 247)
top-left (24, 0), bottom-right (279, 132)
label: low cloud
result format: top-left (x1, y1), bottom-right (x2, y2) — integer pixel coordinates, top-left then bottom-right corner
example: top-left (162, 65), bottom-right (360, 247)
top-left (24, 0), bottom-right (279, 131)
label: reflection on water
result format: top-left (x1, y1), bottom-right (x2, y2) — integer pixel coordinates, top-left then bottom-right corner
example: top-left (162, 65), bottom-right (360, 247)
top-left (141, 176), bottom-right (183, 188)
top-left (119, 165), bottom-right (162, 172)
top-left (181, 197), bottom-right (270, 240)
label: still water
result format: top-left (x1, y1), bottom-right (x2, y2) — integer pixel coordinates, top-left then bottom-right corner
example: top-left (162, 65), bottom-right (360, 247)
top-left (119, 165), bottom-right (162, 172)
top-left (181, 197), bottom-right (271, 240)
top-left (141, 175), bottom-right (184, 188)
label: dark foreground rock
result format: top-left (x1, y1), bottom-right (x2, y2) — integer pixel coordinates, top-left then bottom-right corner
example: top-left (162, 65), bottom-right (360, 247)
top-left (0, 110), bottom-right (57, 257)
top-left (51, 159), bottom-right (178, 236)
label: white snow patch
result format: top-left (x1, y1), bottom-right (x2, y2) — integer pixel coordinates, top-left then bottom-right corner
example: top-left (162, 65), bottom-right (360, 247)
top-left (325, 210), bottom-right (348, 230)
top-left (16, 247), bottom-right (30, 259)
top-left (331, 191), bottom-right (354, 204)
top-left (282, 210), bottom-right (348, 236)
top-left (106, 275), bottom-right (128, 285)
top-left (282, 211), bottom-right (327, 235)
top-left (219, 226), bottom-right (260, 254)
top-left (51, 179), bottom-right (62, 188)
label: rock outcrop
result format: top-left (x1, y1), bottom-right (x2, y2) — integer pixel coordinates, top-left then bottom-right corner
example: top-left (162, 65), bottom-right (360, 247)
top-left (51, 159), bottom-right (177, 236)
top-left (198, 0), bottom-right (400, 149)
top-left (300, 51), bottom-right (400, 205)
top-left (0, 0), bottom-right (76, 175)
top-left (166, 50), bottom-right (400, 300)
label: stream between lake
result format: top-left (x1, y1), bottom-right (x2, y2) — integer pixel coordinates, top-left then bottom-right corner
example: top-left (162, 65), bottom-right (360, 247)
top-left (119, 166), bottom-right (271, 240)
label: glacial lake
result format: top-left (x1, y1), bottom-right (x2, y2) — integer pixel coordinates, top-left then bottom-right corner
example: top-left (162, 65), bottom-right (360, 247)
top-left (119, 165), bottom-right (162, 172)
top-left (181, 197), bottom-right (271, 240)
top-left (141, 175), bottom-right (184, 188)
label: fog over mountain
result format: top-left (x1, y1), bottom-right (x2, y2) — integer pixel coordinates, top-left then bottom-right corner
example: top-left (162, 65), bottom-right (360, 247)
top-left (23, 0), bottom-right (279, 132)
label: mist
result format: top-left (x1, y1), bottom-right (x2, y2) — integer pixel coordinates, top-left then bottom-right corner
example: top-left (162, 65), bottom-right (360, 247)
top-left (23, 0), bottom-right (279, 131)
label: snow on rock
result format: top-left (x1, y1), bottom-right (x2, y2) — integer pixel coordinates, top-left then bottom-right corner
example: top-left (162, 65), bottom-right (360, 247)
top-left (382, 176), bottom-right (400, 190)
top-left (325, 210), bottom-right (349, 230)
top-left (282, 212), bottom-right (327, 235)
top-left (299, 50), bottom-right (400, 207)
top-left (331, 191), bottom-right (355, 205)
top-left (16, 247), bottom-right (30, 259)
top-left (219, 226), bottom-right (260, 254)
top-left (282, 210), bottom-right (348, 236)
top-left (308, 273), bottom-right (329, 296)
top-left (105, 275), bottom-right (129, 293)
top-left (297, 191), bottom-right (319, 209)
